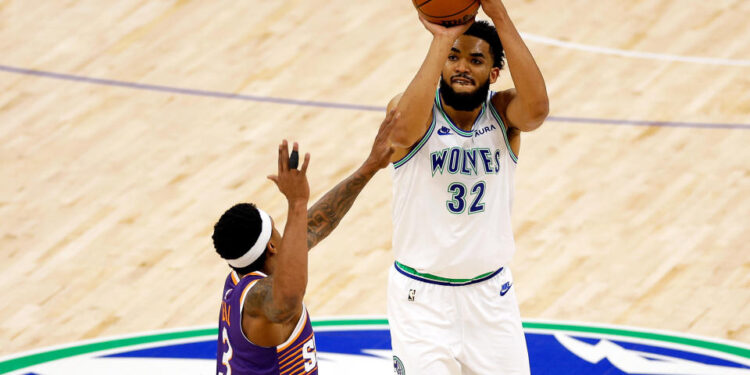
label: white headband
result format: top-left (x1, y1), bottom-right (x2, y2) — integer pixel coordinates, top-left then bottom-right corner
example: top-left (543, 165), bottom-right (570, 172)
top-left (227, 209), bottom-right (272, 269)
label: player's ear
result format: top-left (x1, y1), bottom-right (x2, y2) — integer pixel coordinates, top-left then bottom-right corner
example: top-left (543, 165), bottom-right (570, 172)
top-left (267, 241), bottom-right (278, 255)
top-left (489, 67), bottom-right (501, 84)
top-left (266, 222), bottom-right (281, 255)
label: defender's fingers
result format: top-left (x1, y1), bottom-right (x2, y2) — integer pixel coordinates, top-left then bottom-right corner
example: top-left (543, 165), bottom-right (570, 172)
top-left (378, 109), bottom-right (395, 131)
top-left (386, 112), bottom-right (400, 129)
top-left (380, 112), bottom-right (400, 137)
top-left (300, 153), bottom-right (311, 174)
top-left (277, 143), bottom-right (284, 173)
top-left (385, 108), bottom-right (396, 123)
top-left (267, 175), bottom-right (279, 185)
top-left (288, 142), bottom-right (300, 169)
top-left (288, 150), bottom-right (299, 170)
top-left (280, 140), bottom-right (289, 172)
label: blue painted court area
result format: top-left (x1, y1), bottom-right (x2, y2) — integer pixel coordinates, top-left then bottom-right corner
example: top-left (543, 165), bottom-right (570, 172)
top-left (102, 329), bottom-right (750, 374)
top-left (4, 320), bottom-right (750, 374)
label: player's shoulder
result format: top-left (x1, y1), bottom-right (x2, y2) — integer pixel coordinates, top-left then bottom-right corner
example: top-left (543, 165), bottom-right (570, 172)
top-left (229, 272), bottom-right (265, 295)
top-left (490, 88), bottom-right (517, 112)
top-left (239, 271), bottom-right (267, 285)
top-left (234, 272), bottom-right (270, 319)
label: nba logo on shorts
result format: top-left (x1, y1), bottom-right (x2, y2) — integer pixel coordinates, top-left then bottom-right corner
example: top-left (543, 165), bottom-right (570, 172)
top-left (407, 289), bottom-right (416, 301)
top-left (393, 355), bottom-right (406, 374)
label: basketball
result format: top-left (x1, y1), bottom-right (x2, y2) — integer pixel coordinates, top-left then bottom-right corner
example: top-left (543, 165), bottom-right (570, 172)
top-left (413, 0), bottom-right (479, 27)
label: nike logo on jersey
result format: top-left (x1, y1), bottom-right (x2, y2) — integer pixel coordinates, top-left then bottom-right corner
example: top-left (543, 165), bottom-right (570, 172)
top-left (437, 126), bottom-right (451, 136)
top-left (430, 147), bottom-right (503, 176)
top-left (500, 281), bottom-right (513, 296)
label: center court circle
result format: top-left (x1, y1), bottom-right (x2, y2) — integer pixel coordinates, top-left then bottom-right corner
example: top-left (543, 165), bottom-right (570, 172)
top-left (2, 317), bottom-right (749, 374)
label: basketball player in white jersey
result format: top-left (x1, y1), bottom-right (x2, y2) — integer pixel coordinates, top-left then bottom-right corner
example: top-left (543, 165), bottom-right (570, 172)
top-left (385, 0), bottom-right (548, 373)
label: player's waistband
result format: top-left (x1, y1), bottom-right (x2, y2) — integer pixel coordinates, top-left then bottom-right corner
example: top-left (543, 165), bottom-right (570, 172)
top-left (394, 261), bottom-right (503, 286)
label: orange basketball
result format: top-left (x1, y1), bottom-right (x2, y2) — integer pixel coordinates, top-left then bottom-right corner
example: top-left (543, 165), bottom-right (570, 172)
top-left (413, 0), bottom-right (479, 27)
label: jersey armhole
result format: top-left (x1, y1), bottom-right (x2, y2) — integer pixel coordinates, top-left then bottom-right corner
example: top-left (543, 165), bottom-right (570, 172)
top-left (238, 279), bottom-right (263, 345)
top-left (238, 278), bottom-right (308, 349)
top-left (489, 92), bottom-right (519, 164)
top-left (276, 307), bottom-right (308, 351)
top-left (393, 111), bottom-right (437, 169)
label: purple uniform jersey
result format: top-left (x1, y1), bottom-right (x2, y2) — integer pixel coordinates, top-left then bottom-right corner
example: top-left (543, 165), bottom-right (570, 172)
top-left (217, 271), bottom-right (318, 375)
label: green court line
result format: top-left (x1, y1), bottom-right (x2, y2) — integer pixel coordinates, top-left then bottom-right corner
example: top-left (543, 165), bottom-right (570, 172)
top-left (0, 328), bottom-right (216, 373)
top-left (2, 319), bottom-right (747, 373)
top-left (312, 318), bottom-right (389, 327)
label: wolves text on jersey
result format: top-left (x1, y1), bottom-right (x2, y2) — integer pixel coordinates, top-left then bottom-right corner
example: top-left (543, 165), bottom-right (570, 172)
top-left (431, 147), bottom-right (504, 177)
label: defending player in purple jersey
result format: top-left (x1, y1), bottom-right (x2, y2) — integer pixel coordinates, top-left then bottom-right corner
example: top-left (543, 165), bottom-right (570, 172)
top-left (212, 111), bottom-right (398, 375)
top-left (218, 271), bottom-right (318, 374)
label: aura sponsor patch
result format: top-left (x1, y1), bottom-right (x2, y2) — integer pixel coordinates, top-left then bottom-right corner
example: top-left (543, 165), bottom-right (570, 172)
top-left (2, 318), bottom-right (748, 374)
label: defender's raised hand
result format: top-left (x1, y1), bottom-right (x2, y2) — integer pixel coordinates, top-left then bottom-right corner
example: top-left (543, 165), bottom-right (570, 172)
top-left (267, 140), bottom-right (310, 203)
top-left (304, 111), bottom-right (399, 250)
top-left (363, 109), bottom-right (400, 172)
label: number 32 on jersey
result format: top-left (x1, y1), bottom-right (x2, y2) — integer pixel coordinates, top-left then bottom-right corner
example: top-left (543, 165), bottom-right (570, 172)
top-left (446, 181), bottom-right (486, 214)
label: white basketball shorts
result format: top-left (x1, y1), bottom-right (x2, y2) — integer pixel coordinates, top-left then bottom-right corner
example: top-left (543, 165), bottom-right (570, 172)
top-left (387, 263), bottom-right (530, 375)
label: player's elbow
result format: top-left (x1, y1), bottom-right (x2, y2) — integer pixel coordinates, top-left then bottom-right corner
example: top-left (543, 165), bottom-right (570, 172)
top-left (530, 98), bottom-right (549, 121)
top-left (518, 100), bottom-right (549, 132)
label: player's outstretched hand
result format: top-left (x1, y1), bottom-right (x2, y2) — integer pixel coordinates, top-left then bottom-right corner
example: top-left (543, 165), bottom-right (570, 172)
top-left (267, 140), bottom-right (310, 204)
top-left (363, 109), bottom-right (400, 171)
top-left (419, 14), bottom-right (474, 40)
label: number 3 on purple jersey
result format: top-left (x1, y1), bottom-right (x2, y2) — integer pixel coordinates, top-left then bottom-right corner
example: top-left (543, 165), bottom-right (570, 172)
top-left (219, 327), bottom-right (233, 375)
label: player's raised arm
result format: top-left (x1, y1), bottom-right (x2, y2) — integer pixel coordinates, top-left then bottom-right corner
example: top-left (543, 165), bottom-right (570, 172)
top-left (390, 18), bottom-right (473, 150)
top-left (306, 110), bottom-right (398, 249)
top-left (483, 0), bottom-right (549, 132)
top-left (253, 141), bottom-right (310, 323)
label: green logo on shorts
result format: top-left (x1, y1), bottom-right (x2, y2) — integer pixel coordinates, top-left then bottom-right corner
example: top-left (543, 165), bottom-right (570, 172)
top-left (393, 355), bottom-right (406, 374)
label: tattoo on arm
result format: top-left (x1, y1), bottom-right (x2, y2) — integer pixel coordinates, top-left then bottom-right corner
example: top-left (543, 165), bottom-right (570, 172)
top-left (243, 278), bottom-right (271, 318)
top-left (243, 277), bottom-right (297, 323)
top-left (306, 171), bottom-right (371, 249)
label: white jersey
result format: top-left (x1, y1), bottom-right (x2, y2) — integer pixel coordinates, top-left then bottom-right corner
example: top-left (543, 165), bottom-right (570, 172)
top-left (392, 89), bottom-right (518, 279)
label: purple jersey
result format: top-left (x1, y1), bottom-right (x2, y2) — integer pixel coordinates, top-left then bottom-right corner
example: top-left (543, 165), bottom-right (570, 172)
top-left (217, 271), bottom-right (318, 375)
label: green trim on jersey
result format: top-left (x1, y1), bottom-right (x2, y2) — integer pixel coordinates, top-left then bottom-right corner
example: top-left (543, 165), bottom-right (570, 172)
top-left (395, 261), bottom-right (496, 284)
top-left (434, 89), bottom-right (485, 138)
top-left (393, 114), bottom-right (437, 169)
top-left (487, 99), bottom-right (518, 163)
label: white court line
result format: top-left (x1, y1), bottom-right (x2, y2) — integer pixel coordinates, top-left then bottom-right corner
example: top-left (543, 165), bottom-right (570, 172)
top-left (520, 32), bottom-right (750, 67)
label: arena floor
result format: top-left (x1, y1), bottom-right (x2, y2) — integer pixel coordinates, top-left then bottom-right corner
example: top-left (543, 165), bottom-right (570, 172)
top-left (1, 0), bottom-right (748, 372)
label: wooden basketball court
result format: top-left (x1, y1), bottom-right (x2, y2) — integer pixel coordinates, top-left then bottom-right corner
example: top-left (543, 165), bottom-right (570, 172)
top-left (1, 0), bottom-right (748, 357)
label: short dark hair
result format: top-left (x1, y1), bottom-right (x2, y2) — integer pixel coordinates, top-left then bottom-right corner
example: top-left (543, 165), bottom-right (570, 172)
top-left (212, 203), bottom-right (268, 274)
top-left (464, 20), bottom-right (505, 69)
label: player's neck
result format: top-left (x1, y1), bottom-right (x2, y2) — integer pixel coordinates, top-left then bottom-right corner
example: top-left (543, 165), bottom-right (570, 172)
top-left (444, 104), bottom-right (482, 132)
top-left (236, 264), bottom-right (273, 279)
top-left (260, 260), bottom-right (274, 276)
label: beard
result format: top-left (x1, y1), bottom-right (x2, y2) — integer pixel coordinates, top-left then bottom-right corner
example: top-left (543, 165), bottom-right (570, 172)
top-left (439, 75), bottom-right (490, 112)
